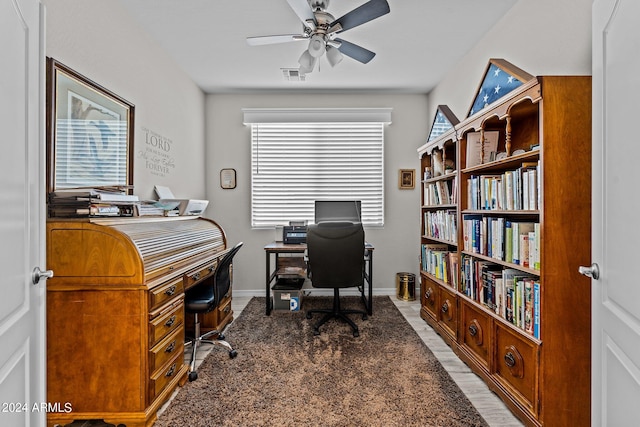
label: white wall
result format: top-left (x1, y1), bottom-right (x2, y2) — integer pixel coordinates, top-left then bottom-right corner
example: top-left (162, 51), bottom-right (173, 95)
top-left (43, 0), bottom-right (206, 200)
top-left (427, 0), bottom-right (592, 121)
top-left (205, 93), bottom-right (428, 295)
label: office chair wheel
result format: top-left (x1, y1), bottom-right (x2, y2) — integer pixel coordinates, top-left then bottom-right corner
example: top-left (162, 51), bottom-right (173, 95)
top-left (229, 349), bottom-right (238, 358)
top-left (353, 330), bottom-right (359, 337)
top-left (313, 328), bottom-right (321, 336)
top-left (218, 333), bottom-right (225, 340)
top-left (306, 312), bottom-right (313, 319)
top-left (362, 314), bottom-right (368, 320)
top-left (188, 371), bottom-right (198, 382)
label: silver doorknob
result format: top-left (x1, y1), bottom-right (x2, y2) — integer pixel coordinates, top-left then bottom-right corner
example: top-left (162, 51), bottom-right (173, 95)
top-left (32, 267), bottom-right (54, 285)
top-left (578, 263), bottom-right (600, 280)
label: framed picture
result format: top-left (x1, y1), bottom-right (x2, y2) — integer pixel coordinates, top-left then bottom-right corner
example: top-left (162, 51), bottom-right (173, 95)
top-left (399, 169), bottom-right (415, 189)
top-left (220, 168), bottom-right (237, 189)
top-left (46, 58), bottom-right (135, 193)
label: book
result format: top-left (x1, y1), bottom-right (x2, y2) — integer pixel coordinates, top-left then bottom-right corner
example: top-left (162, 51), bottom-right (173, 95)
top-left (512, 221), bottom-right (535, 265)
top-left (533, 281), bottom-right (541, 339)
top-left (524, 278), bottom-right (534, 334)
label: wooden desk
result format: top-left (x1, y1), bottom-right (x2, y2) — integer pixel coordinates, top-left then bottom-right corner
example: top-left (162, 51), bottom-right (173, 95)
top-left (46, 216), bottom-right (230, 427)
top-left (264, 241), bottom-right (374, 316)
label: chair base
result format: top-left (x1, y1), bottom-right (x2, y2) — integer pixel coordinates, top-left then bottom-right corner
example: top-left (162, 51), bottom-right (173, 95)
top-left (184, 314), bottom-right (237, 381)
top-left (306, 289), bottom-right (368, 337)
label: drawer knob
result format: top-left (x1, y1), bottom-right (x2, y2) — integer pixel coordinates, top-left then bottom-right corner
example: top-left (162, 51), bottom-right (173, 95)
top-left (441, 301), bottom-right (449, 313)
top-left (468, 319), bottom-right (483, 345)
top-left (165, 315), bottom-right (176, 327)
top-left (503, 345), bottom-right (525, 378)
top-left (469, 324), bottom-right (478, 337)
top-left (504, 352), bottom-right (516, 367)
top-left (165, 363), bottom-right (176, 377)
top-left (165, 341), bottom-right (176, 353)
top-left (192, 272), bottom-right (201, 281)
top-left (164, 285), bottom-right (177, 296)
top-left (425, 288), bottom-right (432, 299)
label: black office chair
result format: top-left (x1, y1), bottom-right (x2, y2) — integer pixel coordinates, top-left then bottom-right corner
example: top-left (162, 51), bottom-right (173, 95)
top-left (305, 222), bottom-right (368, 337)
top-left (184, 242), bottom-right (243, 381)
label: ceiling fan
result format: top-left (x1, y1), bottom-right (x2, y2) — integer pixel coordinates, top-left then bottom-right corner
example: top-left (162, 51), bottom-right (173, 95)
top-left (246, 0), bottom-right (390, 74)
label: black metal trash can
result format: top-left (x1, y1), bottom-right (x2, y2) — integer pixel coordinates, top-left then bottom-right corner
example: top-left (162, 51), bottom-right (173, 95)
top-left (396, 272), bottom-right (416, 301)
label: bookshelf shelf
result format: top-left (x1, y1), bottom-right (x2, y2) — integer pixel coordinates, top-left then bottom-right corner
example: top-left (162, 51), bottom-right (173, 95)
top-left (417, 67), bottom-right (591, 427)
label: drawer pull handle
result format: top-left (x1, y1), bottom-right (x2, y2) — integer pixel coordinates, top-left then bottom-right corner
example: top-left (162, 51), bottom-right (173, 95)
top-left (165, 363), bottom-right (176, 377)
top-left (441, 301), bottom-right (449, 313)
top-left (208, 265), bottom-right (215, 272)
top-left (164, 285), bottom-right (177, 296)
top-left (425, 288), bottom-right (432, 299)
top-left (192, 272), bottom-right (201, 281)
top-left (165, 315), bottom-right (176, 327)
top-left (469, 324), bottom-right (478, 337)
top-left (165, 341), bottom-right (176, 353)
top-left (224, 304), bottom-right (231, 313)
top-left (504, 352), bottom-right (516, 368)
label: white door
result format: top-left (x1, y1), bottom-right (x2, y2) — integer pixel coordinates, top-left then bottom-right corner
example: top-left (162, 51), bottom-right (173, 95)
top-left (591, 0), bottom-right (640, 425)
top-left (0, 0), bottom-right (47, 426)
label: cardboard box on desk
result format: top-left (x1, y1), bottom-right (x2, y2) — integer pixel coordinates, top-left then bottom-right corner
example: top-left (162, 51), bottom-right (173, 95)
top-left (272, 278), bottom-right (304, 311)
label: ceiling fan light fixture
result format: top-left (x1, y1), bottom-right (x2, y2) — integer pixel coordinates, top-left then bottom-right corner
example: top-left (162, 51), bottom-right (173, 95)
top-left (307, 34), bottom-right (326, 58)
top-left (298, 49), bottom-right (316, 73)
top-left (326, 45), bottom-right (343, 67)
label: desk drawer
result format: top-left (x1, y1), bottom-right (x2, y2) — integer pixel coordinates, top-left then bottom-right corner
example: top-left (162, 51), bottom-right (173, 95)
top-left (214, 296), bottom-right (233, 330)
top-left (184, 259), bottom-right (218, 289)
top-left (149, 301), bottom-right (184, 347)
top-left (149, 326), bottom-right (184, 376)
top-left (150, 277), bottom-right (184, 311)
top-left (149, 352), bottom-right (183, 403)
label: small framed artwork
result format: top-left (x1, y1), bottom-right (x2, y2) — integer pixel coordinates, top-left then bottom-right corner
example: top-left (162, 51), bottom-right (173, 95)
top-left (220, 168), bottom-right (237, 189)
top-left (399, 169), bottom-right (415, 189)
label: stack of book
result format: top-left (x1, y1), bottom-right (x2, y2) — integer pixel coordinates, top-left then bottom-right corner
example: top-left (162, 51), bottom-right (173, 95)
top-left (48, 187), bottom-right (139, 218)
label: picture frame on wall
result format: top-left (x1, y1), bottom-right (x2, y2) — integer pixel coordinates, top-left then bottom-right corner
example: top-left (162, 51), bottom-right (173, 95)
top-left (399, 169), bottom-right (415, 189)
top-left (46, 58), bottom-right (135, 193)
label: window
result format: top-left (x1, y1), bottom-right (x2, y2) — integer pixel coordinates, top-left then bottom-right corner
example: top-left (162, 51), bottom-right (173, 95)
top-left (244, 108), bottom-right (391, 228)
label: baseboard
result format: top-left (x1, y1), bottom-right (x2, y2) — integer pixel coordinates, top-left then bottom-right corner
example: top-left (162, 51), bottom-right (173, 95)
top-left (233, 287), bottom-right (397, 298)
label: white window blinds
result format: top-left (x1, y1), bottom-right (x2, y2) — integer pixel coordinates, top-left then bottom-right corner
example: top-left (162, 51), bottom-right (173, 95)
top-left (245, 109), bottom-right (390, 228)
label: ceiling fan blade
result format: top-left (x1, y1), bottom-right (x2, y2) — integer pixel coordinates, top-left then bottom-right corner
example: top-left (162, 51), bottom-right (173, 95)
top-left (286, 0), bottom-right (316, 29)
top-left (329, 0), bottom-right (390, 33)
top-left (246, 34), bottom-right (307, 46)
top-left (335, 38), bottom-right (376, 64)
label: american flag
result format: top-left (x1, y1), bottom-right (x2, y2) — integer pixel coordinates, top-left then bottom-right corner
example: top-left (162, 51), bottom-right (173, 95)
top-left (427, 108), bottom-right (454, 142)
top-left (468, 63), bottom-right (524, 117)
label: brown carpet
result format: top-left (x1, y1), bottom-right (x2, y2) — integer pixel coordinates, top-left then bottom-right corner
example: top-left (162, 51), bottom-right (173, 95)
top-left (155, 296), bottom-right (488, 427)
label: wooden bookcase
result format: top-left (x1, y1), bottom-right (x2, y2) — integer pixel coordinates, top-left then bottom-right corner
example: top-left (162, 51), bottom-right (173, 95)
top-left (417, 73), bottom-right (592, 426)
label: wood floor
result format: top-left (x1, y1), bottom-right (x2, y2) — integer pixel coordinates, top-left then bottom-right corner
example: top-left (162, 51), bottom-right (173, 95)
top-left (167, 295), bottom-right (524, 426)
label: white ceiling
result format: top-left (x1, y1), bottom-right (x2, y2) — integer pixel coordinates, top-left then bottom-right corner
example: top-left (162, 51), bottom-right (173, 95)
top-left (118, 0), bottom-right (518, 93)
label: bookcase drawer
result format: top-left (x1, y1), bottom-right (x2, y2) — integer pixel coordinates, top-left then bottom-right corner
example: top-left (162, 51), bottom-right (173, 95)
top-left (439, 286), bottom-right (457, 339)
top-left (460, 300), bottom-right (492, 369)
top-left (149, 326), bottom-right (184, 377)
top-left (149, 277), bottom-right (184, 312)
top-left (149, 300), bottom-right (184, 347)
top-left (494, 322), bottom-right (539, 413)
top-left (420, 275), bottom-right (439, 320)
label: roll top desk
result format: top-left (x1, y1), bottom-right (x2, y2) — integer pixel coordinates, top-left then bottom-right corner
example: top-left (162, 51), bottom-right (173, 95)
top-left (46, 216), bottom-right (230, 427)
